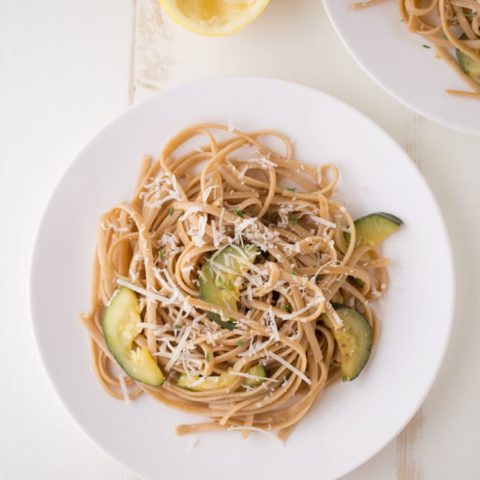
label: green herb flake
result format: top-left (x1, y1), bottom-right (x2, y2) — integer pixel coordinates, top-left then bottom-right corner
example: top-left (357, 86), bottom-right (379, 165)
top-left (422, 44), bottom-right (431, 49)
top-left (236, 339), bottom-right (244, 347)
top-left (174, 324), bottom-right (181, 330)
top-left (168, 206), bottom-right (174, 216)
top-left (205, 352), bottom-right (211, 363)
top-left (233, 208), bottom-right (244, 217)
top-left (289, 215), bottom-right (300, 225)
top-left (290, 271), bottom-right (298, 276)
top-left (286, 187), bottom-right (297, 192)
top-left (284, 304), bottom-right (293, 313)
top-left (159, 248), bottom-right (165, 260)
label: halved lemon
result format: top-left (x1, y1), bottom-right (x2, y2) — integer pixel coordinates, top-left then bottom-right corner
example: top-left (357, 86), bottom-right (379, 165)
top-left (159, 0), bottom-right (270, 36)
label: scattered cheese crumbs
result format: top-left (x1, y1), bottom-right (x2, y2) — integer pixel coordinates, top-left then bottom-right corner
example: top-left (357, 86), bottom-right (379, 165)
top-left (179, 206), bottom-right (203, 221)
top-left (159, 268), bottom-right (196, 315)
top-left (202, 185), bottom-right (219, 203)
top-left (141, 171), bottom-right (183, 209)
top-left (228, 426), bottom-right (284, 445)
top-left (188, 214), bottom-right (208, 247)
top-left (165, 326), bottom-right (192, 371)
top-left (210, 260), bottom-right (238, 276)
top-left (266, 309), bottom-right (279, 341)
top-left (268, 351), bottom-right (312, 385)
top-left (206, 330), bottom-right (215, 346)
top-left (234, 217), bottom-right (257, 242)
top-left (276, 294), bottom-right (324, 321)
top-left (239, 149), bottom-right (277, 169)
top-left (229, 371), bottom-right (278, 382)
top-left (327, 306), bottom-right (344, 329)
top-left (158, 232), bottom-right (182, 255)
top-left (117, 278), bottom-right (171, 304)
top-left (118, 375), bottom-right (130, 403)
top-left (136, 322), bottom-right (159, 330)
top-left (239, 338), bottom-right (273, 357)
top-left (310, 216), bottom-right (340, 230)
top-left (106, 289), bottom-right (119, 307)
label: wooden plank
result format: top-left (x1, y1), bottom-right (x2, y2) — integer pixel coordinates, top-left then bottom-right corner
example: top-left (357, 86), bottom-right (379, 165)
top-left (396, 410), bottom-right (423, 480)
top-left (394, 112), bottom-right (424, 480)
top-left (134, 0), bottom-right (174, 101)
top-left (407, 122), bottom-right (480, 480)
top-left (129, 0), bottom-right (138, 105)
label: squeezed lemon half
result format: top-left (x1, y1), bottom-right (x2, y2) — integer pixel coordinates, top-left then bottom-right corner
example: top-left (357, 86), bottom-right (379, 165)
top-left (159, 0), bottom-right (270, 36)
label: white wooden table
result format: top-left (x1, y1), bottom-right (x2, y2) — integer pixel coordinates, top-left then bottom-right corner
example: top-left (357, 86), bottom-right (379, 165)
top-left (1, 1), bottom-right (479, 478)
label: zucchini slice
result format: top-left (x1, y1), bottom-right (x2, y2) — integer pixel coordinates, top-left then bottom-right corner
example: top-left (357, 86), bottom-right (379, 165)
top-left (199, 245), bottom-right (258, 329)
top-left (177, 372), bottom-right (236, 391)
top-left (245, 364), bottom-right (267, 387)
top-left (102, 287), bottom-right (165, 386)
top-left (352, 212), bottom-right (403, 247)
top-left (322, 305), bottom-right (373, 381)
top-left (177, 365), bottom-right (267, 391)
top-left (456, 41), bottom-right (480, 83)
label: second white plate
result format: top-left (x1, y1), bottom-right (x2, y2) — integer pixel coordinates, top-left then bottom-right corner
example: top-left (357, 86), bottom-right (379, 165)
top-left (323, 0), bottom-right (479, 135)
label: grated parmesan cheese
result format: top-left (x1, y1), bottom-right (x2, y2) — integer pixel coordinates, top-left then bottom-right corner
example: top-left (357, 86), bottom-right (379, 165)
top-left (179, 206), bottom-right (203, 221)
top-left (266, 309), bottom-right (279, 341)
top-left (202, 185), bottom-right (219, 203)
top-left (327, 304), bottom-right (344, 329)
top-left (117, 278), bottom-right (171, 304)
top-left (165, 326), bottom-right (192, 371)
top-left (118, 375), bottom-right (130, 403)
top-left (188, 214), bottom-right (208, 247)
top-left (275, 294), bottom-right (324, 321)
top-left (229, 371), bottom-right (279, 383)
top-left (136, 322), bottom-right (160, 330)
top-left (267, 351), bottom-right (312, 385)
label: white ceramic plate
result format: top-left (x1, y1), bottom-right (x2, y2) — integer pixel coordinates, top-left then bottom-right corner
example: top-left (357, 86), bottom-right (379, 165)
top-left (323, 0), bottom-right (479, 135)
top-left (30, 77), bottom-right (454, 480)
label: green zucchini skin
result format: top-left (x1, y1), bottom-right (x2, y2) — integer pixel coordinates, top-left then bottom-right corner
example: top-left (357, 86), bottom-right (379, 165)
top-left (456, 40), bottom-right (480, 82)
top-left (177, 372), bottom-right (236, 391)
top-left (322, 304), bottom-right (373, 381)
top-left (245, 365), bottom-right (267, 387)
top-left (350, 212), bottom-right (403, 247)
top-left (199, 245), bottom-right (257, 329)
top-left (177, 365), bottom-right (267, 391)
top-left (102, 288), bottom-right (165, 386)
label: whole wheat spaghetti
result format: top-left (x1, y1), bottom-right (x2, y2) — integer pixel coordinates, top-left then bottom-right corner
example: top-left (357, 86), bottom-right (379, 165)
top-left (354, 0), bottom-right (480, 98)
top-left (80, 123), bottom-right (395, 441)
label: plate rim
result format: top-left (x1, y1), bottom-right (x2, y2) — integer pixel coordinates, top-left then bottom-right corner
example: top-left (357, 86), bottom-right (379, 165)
top-left (322, 0), bottom-right (480, 137)
top-left (29, 75), bottom-right (456, 479)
